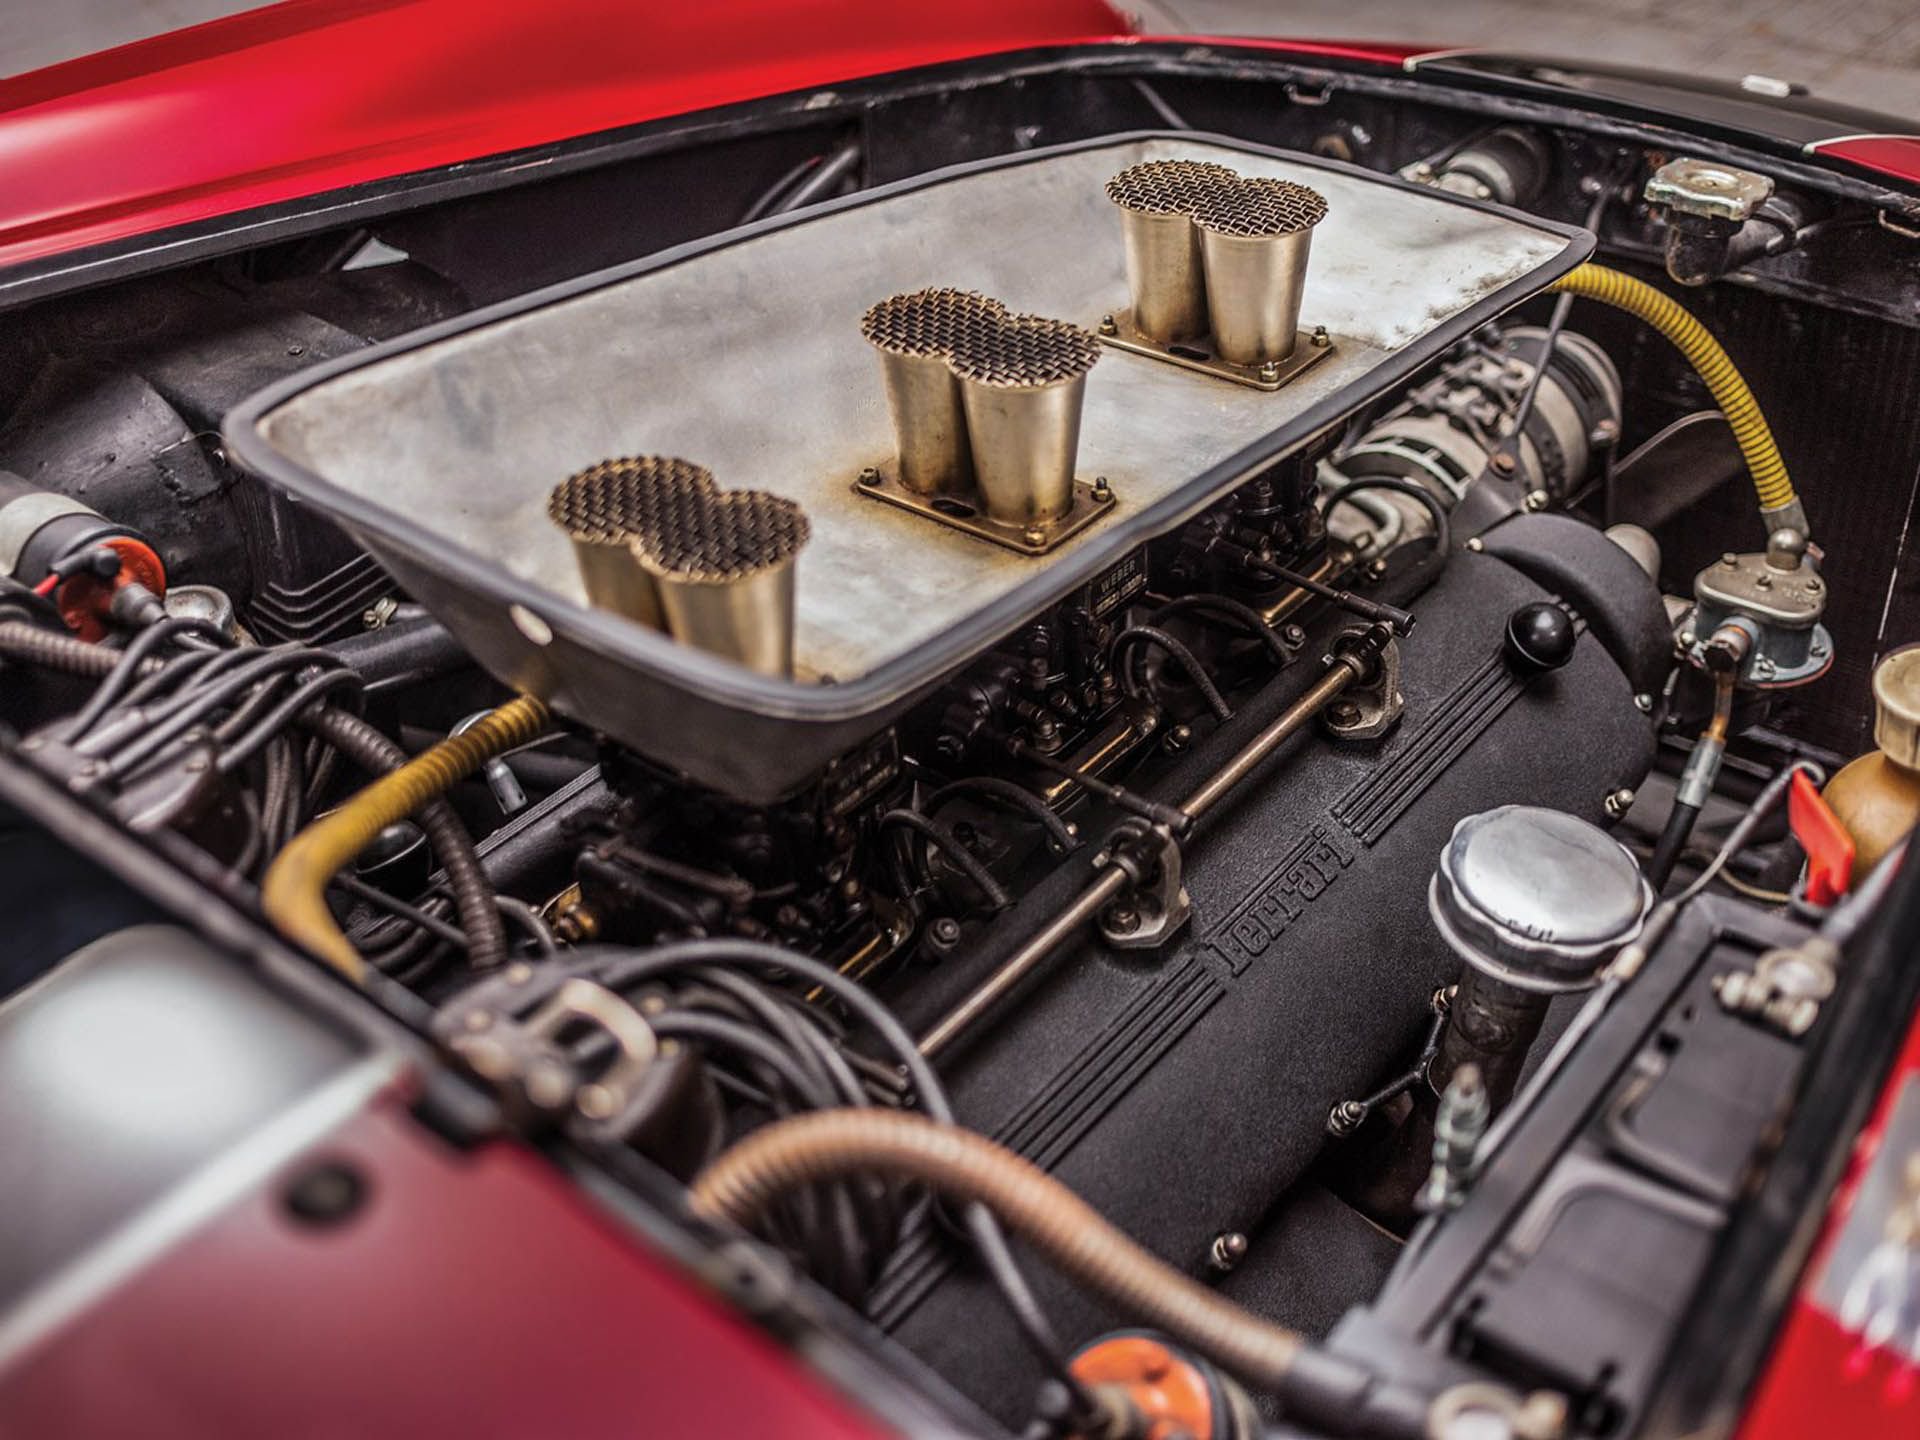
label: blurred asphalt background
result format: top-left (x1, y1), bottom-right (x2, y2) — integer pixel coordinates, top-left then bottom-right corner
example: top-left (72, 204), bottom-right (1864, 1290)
top-left (2, 1), bottom-right (1915, 118)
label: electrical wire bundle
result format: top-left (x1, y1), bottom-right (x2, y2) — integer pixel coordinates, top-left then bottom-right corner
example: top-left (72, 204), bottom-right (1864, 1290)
top-left (459, 940), bottom-right (1105, 1422)
top-left (17, 616), bottom-right (358, 877)
top-left (635, 963), bottom-right (907, 1301)
top-left (0, 616), bottom-right (506, 981)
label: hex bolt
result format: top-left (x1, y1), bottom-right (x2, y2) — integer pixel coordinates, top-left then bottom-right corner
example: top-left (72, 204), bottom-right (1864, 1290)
top-left (1208, 1232), bottom-right (1249, 1273)
top-left (1490, 451), bottom-right (1518, 475)
top-left (1092, 476), bottom-right (1113, 503)
top-left (1522, 489), bottom-right (1550, 512)
top-left (929, 917), bottom-right (962, 949)
top-left (1326, 1099), bottom-right (1368, 1137)
top-left (857, 466), bottom-right (881, 486)
top-left (1311, 325), bottom-right (1331, 348)
top-left (1603, 788), bottom-right (1636, 820)
top-left (524, 1059), bottom-right (574, 1110)
top-left (1258, 359), bottom-right (1281, 382)
top-left (1329, 699), bottom-right (1362, 727)
top-left (1103, 903), bottom-right (1140, 935)
top-left (1163, 723), bottom-right (1192, 754)
top-left (1099, 314), bottom-right (1118, 337)
top-left (576, 1083), bottom-right (618, 1120)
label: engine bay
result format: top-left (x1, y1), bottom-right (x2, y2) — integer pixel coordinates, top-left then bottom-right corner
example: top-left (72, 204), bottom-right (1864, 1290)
top-left (3, 45), bottom-right (1919, 1440)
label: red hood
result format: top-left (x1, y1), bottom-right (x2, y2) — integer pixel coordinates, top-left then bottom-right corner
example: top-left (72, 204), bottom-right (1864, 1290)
top-left (0, 0), bottom-right (1141, 273)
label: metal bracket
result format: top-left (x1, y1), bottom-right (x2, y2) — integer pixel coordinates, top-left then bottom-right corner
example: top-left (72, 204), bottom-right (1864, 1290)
top-left (442, 973), bottom-right (666, 1143)
top-left (1095, 818), bottom-right (1192, 950)
top-left (1712, 939), bottom-right (1838, 1038)
top-left (1327, 985), bottom-right (1451, 1136)
top-left (853, 463), bottom-right (1115, 556)
top-left (1323, 634), bottom-right (1404, 740)
top-left (1096, 309), bottom-right (1335, 391)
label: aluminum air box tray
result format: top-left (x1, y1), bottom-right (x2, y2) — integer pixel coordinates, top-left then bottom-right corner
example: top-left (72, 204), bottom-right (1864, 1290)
top-left (228, 133), bottom-right (1587, 801)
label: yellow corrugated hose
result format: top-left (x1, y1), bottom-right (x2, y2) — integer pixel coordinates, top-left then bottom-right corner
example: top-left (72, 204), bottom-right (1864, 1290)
top-left (1547, 262), bottom-right (1799, 525)
top-left (262, 695), bottom-right (551, 982)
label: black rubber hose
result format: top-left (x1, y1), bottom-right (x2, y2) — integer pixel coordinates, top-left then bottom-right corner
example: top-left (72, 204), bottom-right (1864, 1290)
top-left (1647, 800), bottom-right (1703, 891)
top-left (879, 808), bottom-right (1013, 911)
top-left (1321, 475), bottom-right (1453, 558)
top-left (1146, 593), bottom-right (1292, 665)
top-left (1112, 624), bottom-right (1234, 721)
top-left (924, 776), bottom-right (1078, 855)
top-left (303, 706), bottom-right (509, 970)
top-left (322, 615), bottom-right (471, 694)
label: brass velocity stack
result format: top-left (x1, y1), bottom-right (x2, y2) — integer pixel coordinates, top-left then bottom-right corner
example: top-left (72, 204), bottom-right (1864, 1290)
top-left (1104, 159), bottom-right (1237, 343)
top-left (631, 485), bottom-right (811, 679)
top-left (1192, 177), bottom-right (1328, 366)
top-left (860, 289), bottom-right (1009, 496)
top-left (547, 456), bottom-right (718, 628)
top-left (948, 314), bottom-right (1102, 526)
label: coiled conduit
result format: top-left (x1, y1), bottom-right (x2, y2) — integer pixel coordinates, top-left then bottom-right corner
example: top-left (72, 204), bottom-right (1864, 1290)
top-left (1547, 263), bottom-right (1798, 524)
top-left (690, 1107), bottom-right (1308, 1391)
top-left (262, 695), bottom-right (550, 982)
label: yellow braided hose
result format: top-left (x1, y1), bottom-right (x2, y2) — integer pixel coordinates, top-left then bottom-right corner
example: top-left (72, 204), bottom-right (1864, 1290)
top-left (1547, 262), bottom-right (1800, 527)
top-left (262, 695), bottom-right (551, 982)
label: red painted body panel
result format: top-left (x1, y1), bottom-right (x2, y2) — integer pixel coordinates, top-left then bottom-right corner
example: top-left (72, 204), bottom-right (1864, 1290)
top-left (1737, 1009), bottom-right (1920, 1440)
top-left (1808, 135), bottom-right (1920, 185)
top-left (0, 0), bottom-right (1128, 272)
top-left (0, 1098), bottom-right (893, 1439)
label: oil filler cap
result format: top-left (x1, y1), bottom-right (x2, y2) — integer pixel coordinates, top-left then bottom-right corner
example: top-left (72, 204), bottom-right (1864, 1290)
top-left (1429, 805), bottom-right (1652, 993)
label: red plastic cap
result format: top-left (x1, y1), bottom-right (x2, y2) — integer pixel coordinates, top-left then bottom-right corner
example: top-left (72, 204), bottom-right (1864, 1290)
top-left (55, 534), bottom-right (166, 642)
top-left (1790, 769), bottom-right (1854, 906)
